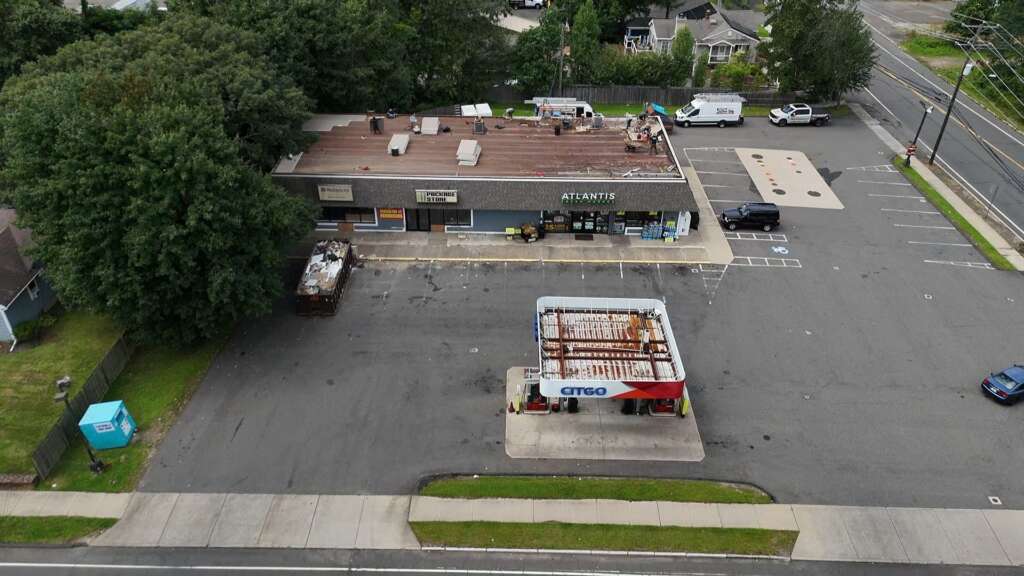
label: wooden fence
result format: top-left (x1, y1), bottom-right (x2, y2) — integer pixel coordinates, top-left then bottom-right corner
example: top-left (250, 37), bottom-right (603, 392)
top-left (31, 336), bottom-right (134, 480)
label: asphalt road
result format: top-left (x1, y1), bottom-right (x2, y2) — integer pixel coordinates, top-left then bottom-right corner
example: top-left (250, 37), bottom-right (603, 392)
top-left (855, 0), bottom-right (1024, 240)
top-left (141, 114), bottom-right (1024, 509)
top-left (0, 547), bottom-right (1016, 576)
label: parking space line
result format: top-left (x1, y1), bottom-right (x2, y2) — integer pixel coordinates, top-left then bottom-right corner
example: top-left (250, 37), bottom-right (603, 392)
top-left (731, 256), bottom-right (802, 268)
top-left (691, 159), bottom-right (745, 165)
top-left (701, 184), bottom-right (734, 188)
top-left (894, 224), bottom-right (956, 230)
top-left (869, 193), bottom-right (924, 201)
top-left (924, 259), bottom-right (995, 270)
top-left (857, 180), bottom-right (913, 186)
top-left (847, 164), bottom-right (898, 172)
top-left (908, 241), bottom-right (972, 247)
top-left (709, 198), bottom-right (748, 204)
top-left (881, 208), bottom-right (941, 215)
top-left (725, 231), bottom-right (788, 242)
top-left (696, 171), bottom-right (748, 176)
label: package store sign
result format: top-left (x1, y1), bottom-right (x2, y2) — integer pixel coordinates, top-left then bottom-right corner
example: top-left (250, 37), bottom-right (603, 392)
top-left (416, 190), bottom-right (458, 204)
top-left (379, 208), bottom-right (405, 220)
top-left (562, 192), bottom-right (616, 205)
top-left (318, 184), bottom-right (353, 202)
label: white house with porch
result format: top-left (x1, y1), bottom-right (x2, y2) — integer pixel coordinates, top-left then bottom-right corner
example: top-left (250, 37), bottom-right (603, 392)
top-left (623, 7), bottom-right (764, 65)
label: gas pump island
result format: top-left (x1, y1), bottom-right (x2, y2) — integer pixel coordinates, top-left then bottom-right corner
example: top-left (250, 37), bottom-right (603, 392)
top-left (505, 297), bottom-right (705, 461)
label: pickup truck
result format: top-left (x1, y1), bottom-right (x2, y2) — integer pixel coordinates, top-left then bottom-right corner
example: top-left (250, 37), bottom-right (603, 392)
top-left (769, 103), bottom-right (830, 127)
top-left (509, 0), bottom-right (545, 8)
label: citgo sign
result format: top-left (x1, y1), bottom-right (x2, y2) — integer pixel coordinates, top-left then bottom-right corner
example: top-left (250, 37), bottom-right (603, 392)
top-left (559, 386), bottom-right (608, 397)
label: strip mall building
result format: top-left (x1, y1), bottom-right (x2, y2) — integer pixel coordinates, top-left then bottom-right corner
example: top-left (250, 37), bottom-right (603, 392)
top-left (273, 114), bottom-right (699, 238)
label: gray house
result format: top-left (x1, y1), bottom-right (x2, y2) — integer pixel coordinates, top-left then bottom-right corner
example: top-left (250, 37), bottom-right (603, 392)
top-left (0, 210), bottom-right (58, 345)
top-left (624, 6), bottom-right (764, 65)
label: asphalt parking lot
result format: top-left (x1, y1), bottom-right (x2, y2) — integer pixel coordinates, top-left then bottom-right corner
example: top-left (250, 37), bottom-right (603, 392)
top-left (142, 114), bottom-right (1024, 509)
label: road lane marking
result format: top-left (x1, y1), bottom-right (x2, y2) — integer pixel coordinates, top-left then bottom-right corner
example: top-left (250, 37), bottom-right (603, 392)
top-left (863, 87), bottom-right (899, 119)
top-left (908, 241), bottom-right (972, 247)
top-left (894, 223), bottom-right (955, 230)
top-left (857, 180), bottom-right (912, 186)
top-left (881, 208), bottom-right (941, 215)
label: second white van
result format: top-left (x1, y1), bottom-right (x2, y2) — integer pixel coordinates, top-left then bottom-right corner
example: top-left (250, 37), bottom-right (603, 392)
top-left (674, 94), bottom-right (745, 127)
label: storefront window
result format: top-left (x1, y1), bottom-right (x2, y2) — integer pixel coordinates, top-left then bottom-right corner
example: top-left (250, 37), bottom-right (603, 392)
top-left (443, 209), bottom-right (471, 226)
top-left (622, 211), bottom-right (662, 228)
top-left (321, 207), bottom-right (376, 223)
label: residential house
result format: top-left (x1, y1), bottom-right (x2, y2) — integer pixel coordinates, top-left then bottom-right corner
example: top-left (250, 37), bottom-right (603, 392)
top-left (623, 2), bottom-right (764, 65)
top-left (0, 210), bottom-right (59, 344)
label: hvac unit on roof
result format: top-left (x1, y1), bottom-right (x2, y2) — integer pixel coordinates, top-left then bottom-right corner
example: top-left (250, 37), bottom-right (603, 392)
top-left (457, 139), bottom-right (481, 166)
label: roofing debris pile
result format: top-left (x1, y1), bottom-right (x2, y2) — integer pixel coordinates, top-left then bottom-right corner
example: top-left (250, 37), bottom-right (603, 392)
top-left (297, 240), bottom-right (351, 297)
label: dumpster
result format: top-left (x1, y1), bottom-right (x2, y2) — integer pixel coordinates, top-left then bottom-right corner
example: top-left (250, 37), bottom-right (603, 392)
top-left (78, 400), bottom-right (136, 450)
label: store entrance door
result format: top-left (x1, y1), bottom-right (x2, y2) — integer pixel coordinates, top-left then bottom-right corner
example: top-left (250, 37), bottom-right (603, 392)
top-left (405, 209), bottom-right (440, 232)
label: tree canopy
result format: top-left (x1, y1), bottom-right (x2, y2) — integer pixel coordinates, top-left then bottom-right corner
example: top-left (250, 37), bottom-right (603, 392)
top-left (570, 0), bottom-right (601, 83)
top-left (0, 0), bottom-right (81, 90)
top-left (765, 0), bottom-right (875, 101)
top-left (0, 16), bottom-right (315, 345)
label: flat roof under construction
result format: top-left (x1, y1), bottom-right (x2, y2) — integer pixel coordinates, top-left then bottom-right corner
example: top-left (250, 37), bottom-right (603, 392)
top-left (536, 296), bottom-right (686, 399)
top-left (288, 116), bottom-right (682, 180)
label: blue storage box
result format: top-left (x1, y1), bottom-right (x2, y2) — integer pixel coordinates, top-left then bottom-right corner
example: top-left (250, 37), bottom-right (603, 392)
top-left (78, 400), bottom-right (136, 450)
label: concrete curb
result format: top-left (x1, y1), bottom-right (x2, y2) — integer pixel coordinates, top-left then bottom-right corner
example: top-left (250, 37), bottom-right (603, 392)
top-left (357, 255), bottom-right (714, 265)
top-left (420, 545), bottom-right (789, 561)
top-left (848, 103), bottom-right (1024, 271)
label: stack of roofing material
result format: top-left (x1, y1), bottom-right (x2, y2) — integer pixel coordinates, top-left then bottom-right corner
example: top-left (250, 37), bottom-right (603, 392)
top-left (459, 103), bottom-right (493, 117)
top-left (421, 117), bottom-right (440, 135)
top-left (387, 133), bottom-right (410, 155)
top-left (457, 139), bottom-right (481, 166)
top-left (295, 239), bottom-right (354, 316)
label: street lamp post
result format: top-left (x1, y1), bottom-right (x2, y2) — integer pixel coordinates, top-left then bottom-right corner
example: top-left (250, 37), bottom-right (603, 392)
top-left (905, 103), bottom-right (934, 167)
top-left (54, 376), bottom-right (105, 474)
top-left (929, 59), bottom-right (973, 165)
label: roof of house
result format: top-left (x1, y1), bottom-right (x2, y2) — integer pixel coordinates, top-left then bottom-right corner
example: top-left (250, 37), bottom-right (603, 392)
top-left (677, 0), bottom-right (714, 15)
top-left (651, 18), bottom-right (677, 40)
top-left (0, 225), bottom-right (35, 307)
top-left (683, 9), bottom-right (762, 43)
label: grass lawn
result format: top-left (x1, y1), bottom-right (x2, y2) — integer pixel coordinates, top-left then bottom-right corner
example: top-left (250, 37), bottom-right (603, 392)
top-left (893, 157), bottom-right (1014, 270)
top-left (901, 33), bottom-right (963, 59)
top-left (421, 476), bottom-right (772, 504)
top-left (0, 516), bottom-right (116, 544)
top-left (411, 521), bottom-right (798, 556)
top-left (38, 339), bottom-right (224, 492)
top-left (0, 312), bottom-right (123, 476)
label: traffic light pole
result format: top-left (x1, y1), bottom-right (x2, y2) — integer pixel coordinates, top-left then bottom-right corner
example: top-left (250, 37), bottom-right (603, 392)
top-left (929, 60), bottom-right (971, 165)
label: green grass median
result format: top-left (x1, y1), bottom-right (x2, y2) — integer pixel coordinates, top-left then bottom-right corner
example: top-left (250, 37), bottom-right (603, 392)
top-left (893, 157), bottom-right (1014, 271)
top-left (0, 516), bottom-right (116, 544)
top-left (421, 476), bottom-right (772, 504)
top-left (411, 521), bottom-right (797, 556)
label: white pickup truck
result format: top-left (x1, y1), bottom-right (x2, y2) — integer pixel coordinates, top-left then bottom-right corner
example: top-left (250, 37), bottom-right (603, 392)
top-left (769, 103), bottom-right (830, 127)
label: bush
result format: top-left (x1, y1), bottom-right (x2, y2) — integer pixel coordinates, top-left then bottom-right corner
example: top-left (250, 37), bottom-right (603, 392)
top-left (12, 314), bottom-right (56, 343)
top-left (709, 53), bottom-right (765, 90)
top-left (693, 58), bottom-right (708, 88)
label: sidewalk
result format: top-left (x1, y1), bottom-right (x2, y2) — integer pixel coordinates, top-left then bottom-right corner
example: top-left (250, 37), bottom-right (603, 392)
top-left (850, 103), bottom-right (1024, 271)
top-left (4, 490), bottom-right (1023, 566)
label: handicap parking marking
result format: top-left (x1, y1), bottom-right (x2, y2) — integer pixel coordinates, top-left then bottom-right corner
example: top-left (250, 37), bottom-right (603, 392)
top-left (724, 231), bottom-right (789, 242)
top-left (924, 259), bottom-right (995, 270)
top-left (731, 256), bottom-right (803, 268)
top-left (857, 180), bottom-right (913, 186)
top-left (881, 208), bottom-right (941, 215)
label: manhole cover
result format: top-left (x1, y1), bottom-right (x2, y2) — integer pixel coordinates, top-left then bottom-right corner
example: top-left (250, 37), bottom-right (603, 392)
top-left (752, 153), bottom-right (764, 159)
top-left (808, 190), bottom-right (821, 197)
top-left (773, 188), bottom-right (786, 195)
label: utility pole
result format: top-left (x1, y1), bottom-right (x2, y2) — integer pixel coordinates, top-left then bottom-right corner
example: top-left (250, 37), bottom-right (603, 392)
top-left (905, 102), bottom-right (933, 167)
top-left (929, 58), bottom-right (973, 165)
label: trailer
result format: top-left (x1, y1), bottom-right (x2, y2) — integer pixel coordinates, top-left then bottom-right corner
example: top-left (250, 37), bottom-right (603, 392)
top-left (525, 296), bottom-right (689, 417)
top-left (295, 239), bottom-right (354, 316)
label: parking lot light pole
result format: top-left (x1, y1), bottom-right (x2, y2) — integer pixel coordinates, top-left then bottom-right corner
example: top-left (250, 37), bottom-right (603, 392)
top-left (929, 59), bottom-right (972, 165)
top-left (54, 376), bottom-right (105, 474)
top-left (906, 103), bottom-right (933, 167)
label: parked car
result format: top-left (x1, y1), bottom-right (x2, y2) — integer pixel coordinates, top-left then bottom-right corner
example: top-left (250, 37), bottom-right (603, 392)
top-left (981, 364), bottom-right (1024, 404)
top-left (509, 0), bottom-right (545, 8)
top-left (769, 103), bottom-right (831, 127)
top-left (675, 94), bottom-right (745, 127)
top-left (719, 202), bottom-right (780, 231)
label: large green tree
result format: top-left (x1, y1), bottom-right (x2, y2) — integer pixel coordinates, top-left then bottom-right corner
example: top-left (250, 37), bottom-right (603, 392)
top-left (0, 0), bottom-right (81, 90)
top-left (765, 0), bottom-right (874, 101)
top-left (570, 0), bottom-right (601, 84)
top-left (944, 0), bottom-right (997, 37)
top-left (670, 26), bottom-right (694, 86)
top-left (511, 8), bottom-right (565, 95)
top-left (170, 0), bottom-right (416, 111)
top-left (0, 16), bottom-right (315, 345)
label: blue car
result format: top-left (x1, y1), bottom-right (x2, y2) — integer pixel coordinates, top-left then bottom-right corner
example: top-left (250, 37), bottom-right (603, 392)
top-left (981, 365), bottom-right (1024, 404)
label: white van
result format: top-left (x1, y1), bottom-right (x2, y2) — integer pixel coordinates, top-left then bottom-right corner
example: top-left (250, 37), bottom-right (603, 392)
top-left (674, 94), bottom-right (745, 127)
top-left (526, 97), bottom-right (595, 119)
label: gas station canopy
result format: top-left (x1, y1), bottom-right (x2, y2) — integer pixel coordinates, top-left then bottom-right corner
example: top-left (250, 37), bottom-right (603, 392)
top-left (536, 297), bottom-right (686, 399)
